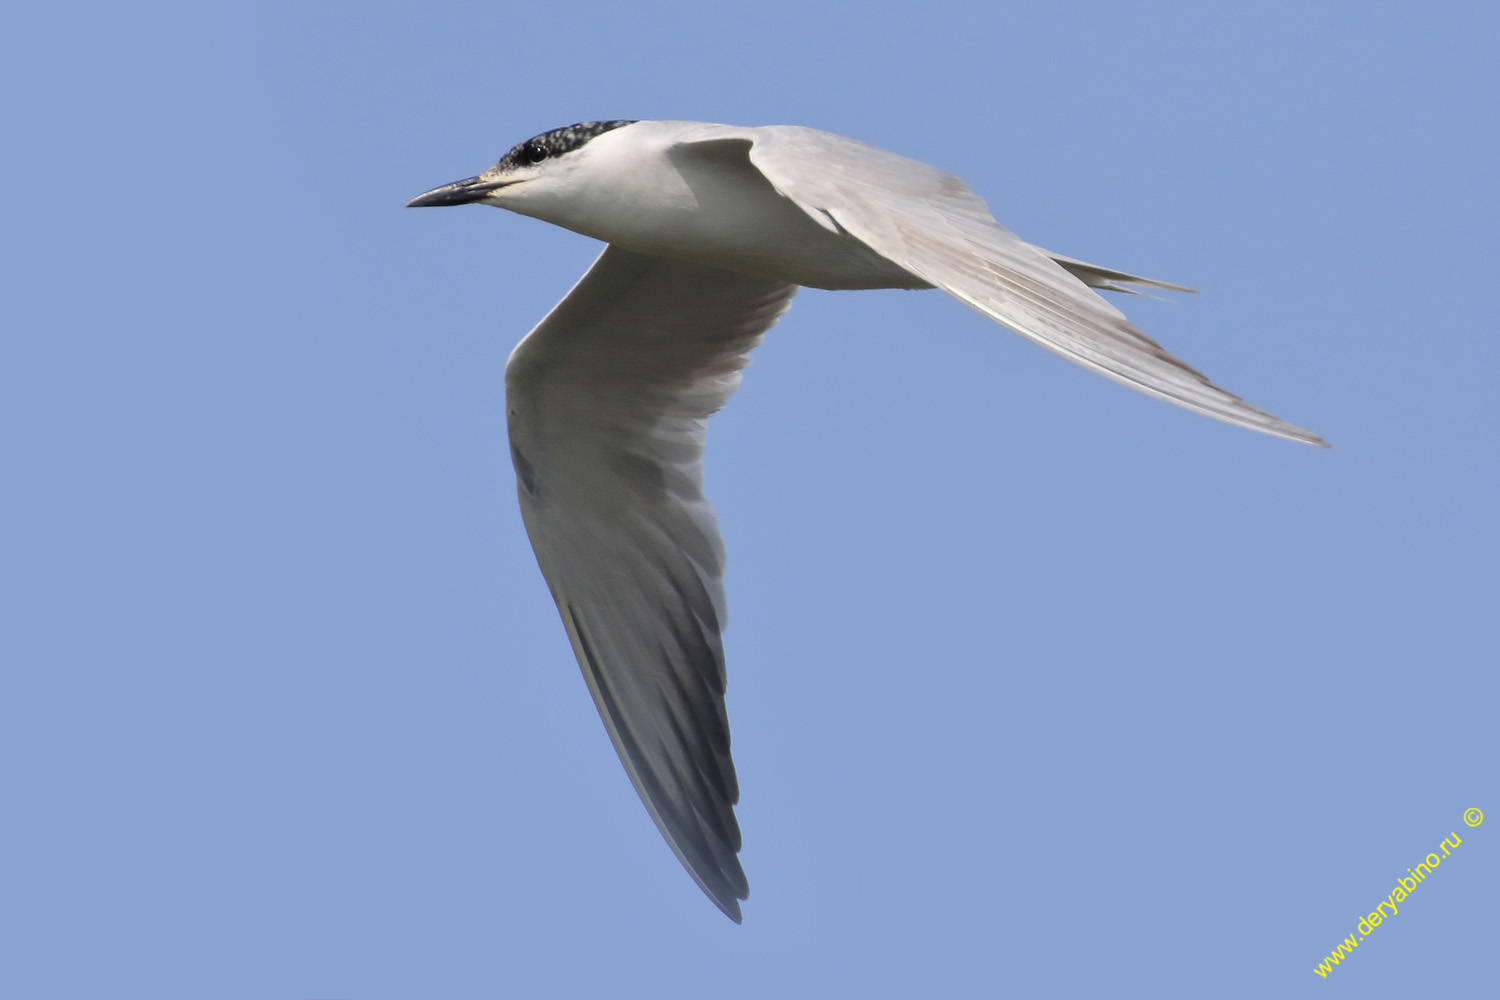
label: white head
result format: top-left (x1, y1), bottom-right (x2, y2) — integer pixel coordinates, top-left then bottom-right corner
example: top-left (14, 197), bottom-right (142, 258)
top-left (405, 120), bottom-right (639, 222)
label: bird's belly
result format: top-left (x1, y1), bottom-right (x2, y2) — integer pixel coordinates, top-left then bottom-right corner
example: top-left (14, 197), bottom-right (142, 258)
top-left (555, 154), bottom-right (930, 290)
top-left (671, 224), bottom-right (925, 291)
top-left (613, 203), bottom-right (926, 290)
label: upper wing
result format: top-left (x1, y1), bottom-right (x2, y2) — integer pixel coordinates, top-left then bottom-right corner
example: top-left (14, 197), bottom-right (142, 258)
top-left (741, 126), bottom-right (1326, 446)
top-left (505, 244), bottom-right (797, 921)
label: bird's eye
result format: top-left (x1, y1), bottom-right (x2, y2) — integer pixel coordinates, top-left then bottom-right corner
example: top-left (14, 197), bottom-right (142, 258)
top-left (523, 144), bottom-right (549, 164)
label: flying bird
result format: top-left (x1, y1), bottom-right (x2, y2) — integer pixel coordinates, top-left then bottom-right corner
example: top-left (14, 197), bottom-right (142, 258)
top-left (407, 119), bottom-right (1325, 922)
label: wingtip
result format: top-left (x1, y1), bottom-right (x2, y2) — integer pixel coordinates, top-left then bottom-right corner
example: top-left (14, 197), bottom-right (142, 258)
top-left (1282, 424), bottom-right (1331, 448)
top-left (1276, 426), bottom-right (1330, 448)
top-left (711, 893), bottom-right (744, 923)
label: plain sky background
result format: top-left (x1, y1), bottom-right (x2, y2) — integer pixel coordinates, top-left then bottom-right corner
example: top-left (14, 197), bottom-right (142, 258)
top-left (3, 1), bottom-right (1495, 997)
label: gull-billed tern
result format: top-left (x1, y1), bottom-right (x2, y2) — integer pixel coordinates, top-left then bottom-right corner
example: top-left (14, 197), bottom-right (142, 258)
top-left (407, 119), bottom-right (1326, 922)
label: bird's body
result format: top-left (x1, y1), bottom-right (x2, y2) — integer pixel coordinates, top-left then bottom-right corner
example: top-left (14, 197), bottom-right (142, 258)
top-left (484, 121), bottom-right (928, 289)
top-left (408, 119), bottom-right (1324, 922)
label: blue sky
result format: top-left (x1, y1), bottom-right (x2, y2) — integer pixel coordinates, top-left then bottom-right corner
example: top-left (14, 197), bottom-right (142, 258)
top-left (4, 1), bottom-right (1496, 996)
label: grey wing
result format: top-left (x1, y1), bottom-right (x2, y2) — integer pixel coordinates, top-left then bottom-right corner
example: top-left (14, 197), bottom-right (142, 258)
top-left (744, 126), bottom-right (1326, 446)
top-left (505, 244), bottom-right (797, 921)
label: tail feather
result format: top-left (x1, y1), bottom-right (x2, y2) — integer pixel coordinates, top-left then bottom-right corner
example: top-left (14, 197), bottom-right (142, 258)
top-left (1040, 249), bottom-right (1198, 296)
